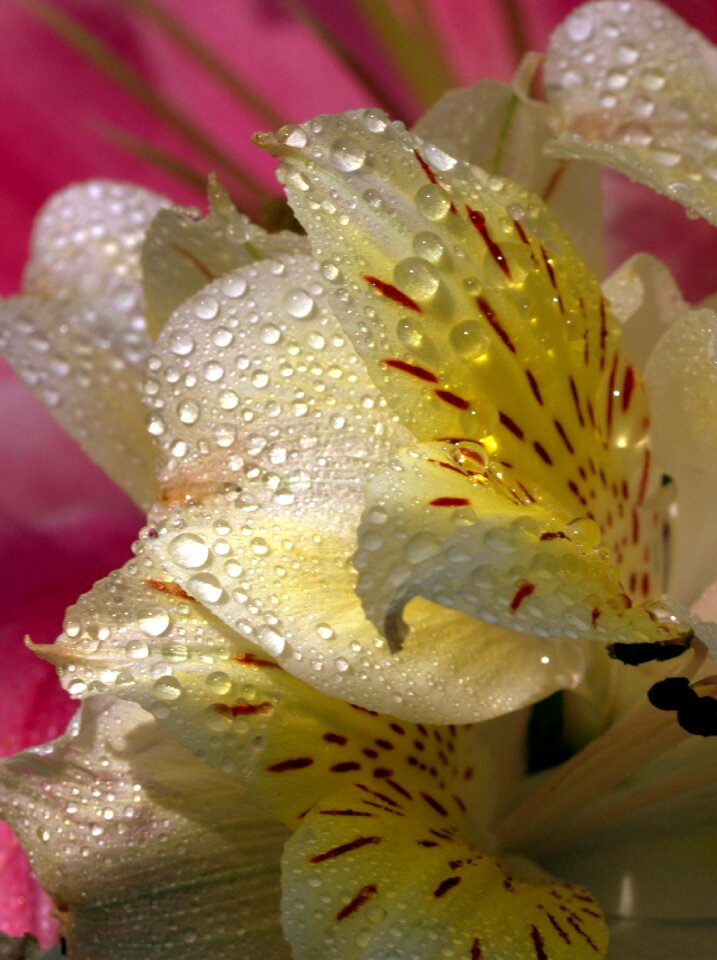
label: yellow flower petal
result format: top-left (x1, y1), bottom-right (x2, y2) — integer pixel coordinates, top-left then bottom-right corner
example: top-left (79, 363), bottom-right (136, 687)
top-left (283, 783), bottom-right (607, 960)
top-left (544, 0), bottom-right (717, 224)
top-left (415, 64), bottom-right (603, 275)
top-left (355, 441), bottom-right (682, 659)
top-left (258, 108), bottom-right (691, 660)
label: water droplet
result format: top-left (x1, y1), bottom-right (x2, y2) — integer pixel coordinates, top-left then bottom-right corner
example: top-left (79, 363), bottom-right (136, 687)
top-left (177, 400), bottom-right (200, 425)
top-left (406, 532), bottom-right (441, 564)
top-left (276, 124), bottom-right (308, 148)
top-left (195, 296), bottom-right (219, 321)
top-left (257, 624), bottom-right (285, 656)
top-left (170, 332), bottom-right (195, 356)
top-left (187, 572), bottom-right (225, 604)
top-left (138, 611), bottom-right (170, 638)
top-left (283, 288), bottom-right (314, 319)
top-left (450, 321), bottom-right (489, 359)
top-left (413, 231), bottom-right (445, 263)
top-left (567, 14), bottom-right (593, 41)
top-left (153, 675), bottom-right (183, 700)
top-left (393, 258), bottom-right (440, 301)
top-left (168, 533), bottom-right (210, 569)
top-left (415, 184), bottom-right (452, 221)
top-left (331, 137), bottom-right (366, 172)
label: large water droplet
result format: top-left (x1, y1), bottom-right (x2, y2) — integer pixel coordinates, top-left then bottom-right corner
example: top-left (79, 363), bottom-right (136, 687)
top-left (168, 533), bottom-right (210, 569)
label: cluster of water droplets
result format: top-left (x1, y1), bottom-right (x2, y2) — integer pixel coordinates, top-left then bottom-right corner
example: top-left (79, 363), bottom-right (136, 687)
top-left (545, 0), bottom-right (717, 221)
top-left (0, 181), bottom-right (165, 504)
top-left (0, 696), bottom-right (289, 957)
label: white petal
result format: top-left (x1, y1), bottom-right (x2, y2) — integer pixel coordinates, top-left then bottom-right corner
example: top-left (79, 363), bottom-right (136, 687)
top-left (0, 182), bottom-right (166, 506)
top-left (602, 253), bottom-right (689, 369)
top-left (0, 696), bottom-right (289, 959)
top-left (540, 732), bottom-right (717, 922)
top-left (608, 917), bottom-right (717, 958)
top-left (644, 308), bottom-right (717, 603)
top-left (145, 253), bottom-right (407, 501)
top-left (142, 175), bottom-right (308, 339)
top-left (545, 0), bottom-right (717, 225)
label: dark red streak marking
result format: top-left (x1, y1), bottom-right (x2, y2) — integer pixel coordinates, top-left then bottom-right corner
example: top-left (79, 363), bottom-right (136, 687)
top-left (471, 937), bottom-right (483, 959)
top-left (433, 876), bottom-right (461, 898)
top-left (554, 419), bottom-right (574, 453)
top-left (530, 925), bottom-right (548, 960)
top-left (331, 762), bottom-right (362, 772)
top-left (145, 578), bottom-right (194, 601)
top-left (466, 206), bottom-right (512, 278)
top-left (546, 913), bottom-right (571, 944)
top-left (607, 355), bottom-right (618, 434)
top-left (476, 296), bottom-right (516, 353)
top-left (513, 218), bottom-right (530, 244)
top-left (385, 779), bottom-right (412, 799)
top-left (170, 243), bottom-right (216, 281)
top-left (267, 757), bottom-right (313, 772)
top-left (383, 358), bottom-right (438, 382)
top-left (511, 582), bottom-right (535, 611)
top-left (499, 411), bottom-right (525, 440)
top-left (324, 732), bottom-right (348, 745)
top-left (230, 701), bottom-right (273, 716)
top-left (430, 496), bottom-right (471, 507)
top-left (569, 376), bottom-right (585, 426)
top-left (414, 149), bottom-right (437, 183)
top-left (534, 442), bottom-right (553, 465)
top-left (428, 458), bottom-right (466, 475)
top-left (622, 365), bottom-right (636, 412)
top-left (435, 389), bottom-right (470, 410)
top-left (599, 298), bottom-right (608, 370)
top-left (526, 369), bottom-right (544, 405)
top-left (421, 792), bottom-right (449, 816)
top-left (319, 809), bottom-right (373, 817)
top-left (309, 836), bottom-right (382, 864)
top-left (337, 883), bottom-right (379, 921)
top-left (364, 275), bottom-right (421, 312)
top-left (566, 916), bottom-right (599, 951)
top-left (235, 652), bottom-right (279, 669)
top-left (540, 531), bottom-right (568, 541)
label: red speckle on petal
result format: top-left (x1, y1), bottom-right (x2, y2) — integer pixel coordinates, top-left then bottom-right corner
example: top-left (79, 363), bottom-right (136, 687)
top-left (383, 358), bottom-right (438, 382)
top-left (466, 206), bottom-right (512, 278)
top-left (145, 578), bottom-right (194, 601)
top-left (336, 883), bottom-right (379, 921)
top-left (364, 275), bottom-right (421, 312)
top-left (435, 389), bottom-right (470, 410)
top-left (430, 496), bottom-right (471, 507)
top-left (309, 836), bottom-right (383, 864)
top-left (511, 582), bottom-right (536, 611)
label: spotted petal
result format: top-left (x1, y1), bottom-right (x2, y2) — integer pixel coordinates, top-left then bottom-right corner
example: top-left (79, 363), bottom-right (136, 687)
top-left (137, 254), bottom-right (584, 721)
top-left (544, 0), bottom-right (717, 225)
top-left (34, 583), bottom-right (609, 959)
top-left (283, 783), bottom-right (607, 960)
top-left (0, 696), bottom-right (289, 959)
top-left (0, 182), bottom-right (166, 507)
top-left (415, 62), bottom-right (603, 275)
top-left (356, 441), bottom-right (676, 660)
top-left (259, 109), bottom-right (692, 660)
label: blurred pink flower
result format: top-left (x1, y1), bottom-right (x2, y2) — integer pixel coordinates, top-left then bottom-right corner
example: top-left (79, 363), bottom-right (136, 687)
top-left (3, 0), bottom-right (717, 948)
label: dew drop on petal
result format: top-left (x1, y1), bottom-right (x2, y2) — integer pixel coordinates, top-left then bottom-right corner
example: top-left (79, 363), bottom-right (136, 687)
top-left (168, 533), bottom-right (210, 569)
